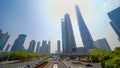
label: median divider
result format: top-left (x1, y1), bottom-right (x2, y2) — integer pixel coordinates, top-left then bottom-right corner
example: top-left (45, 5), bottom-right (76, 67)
top-left (44, 62), bottom-right (54, 68)
top-left (35, 61), bottom-right (48, 68)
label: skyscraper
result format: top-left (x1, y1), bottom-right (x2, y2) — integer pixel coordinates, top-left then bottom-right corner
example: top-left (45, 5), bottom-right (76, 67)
top-left (109, 22), bottom-right (120, 41)
top-left (11, 34), bottom-right (26, 51)
top-left (40, 40), bottom-right (46, 53)
top-left (5, 44), bottom-right (10, 52)
top-left (75, 5), bottom-right (94, 49)
top-left (61, 13), bottom-right (76, 54)
top-left (36, 41), bottom-right (40, 52)
top-left (61, 19), bottom-right (67, 54)
top-left (57, 40), bottom-right (61, 55)
top-left (0, 32), bottom-right (10, 50)
top-left (47, 41), bottom-right (51, 54)
top-left (94, 38), bottom-right (111, 52)
top-left (28, 40), bottom-right (36, 52)
top-left (0, 29), bottom-right (2, 34)
top-left (108, 7), bottom-right (120, 41)
top-left (40, 40), bottom-right (50, 54)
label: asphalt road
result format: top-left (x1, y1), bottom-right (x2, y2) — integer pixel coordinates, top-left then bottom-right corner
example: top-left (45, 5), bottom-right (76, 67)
top-left (62, 60), bottom-right (102, 68)
top-left (58, 61), bottom-right (67, 68)
top-left (0, 60), bottom-right (40, 68)
top-left (45, 60), bottom-right (67, 68)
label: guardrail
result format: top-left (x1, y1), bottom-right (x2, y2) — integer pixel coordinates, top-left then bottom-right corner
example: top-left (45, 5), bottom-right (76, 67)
top-left (0, 60), bottom-right (40, 68)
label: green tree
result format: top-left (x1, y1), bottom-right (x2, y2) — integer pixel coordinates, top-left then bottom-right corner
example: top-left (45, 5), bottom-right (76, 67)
top-left (89, 48), bottom-right (106, 58)
top-left (112, 47), bottom-right (120, 56)
top-left (88, 48), bottom-right (106, 62)
top-left (105, 57), bottom-right (120, 68)
top-left (60, 53), bottom-right (64, 59)
top-left (99, 47), bottom-right (120, 68)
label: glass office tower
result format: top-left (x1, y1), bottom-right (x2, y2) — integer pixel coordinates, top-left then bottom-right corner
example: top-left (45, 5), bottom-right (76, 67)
top-left (61, 13), bottom-right (76, 54)
top-left (75, 5), bottom-right (94, 49)
top-left (11, 34), bottom-right (26, 51)
top-left (28, 40), bottom-right (36, 52)
top-left (94, 38), bottom-right (111, 52)
top-left (108, 7), bottom-right (120, 41)
top-left (0, 32), bottom-right (10, 50)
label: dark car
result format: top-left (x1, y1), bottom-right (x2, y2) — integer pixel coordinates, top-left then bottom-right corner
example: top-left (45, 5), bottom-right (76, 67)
top-left (85, 64), bottom-right (93, 67)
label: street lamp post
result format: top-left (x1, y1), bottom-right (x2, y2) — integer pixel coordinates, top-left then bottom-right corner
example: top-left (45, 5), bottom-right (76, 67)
top-left (7, 52), bottom-right (10, 63)
top-left (90, 56), bottom-right (92, 63)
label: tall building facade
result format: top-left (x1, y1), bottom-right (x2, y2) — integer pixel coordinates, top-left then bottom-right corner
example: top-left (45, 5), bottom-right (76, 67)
top-left (108, 7), bottom-right (120, 41)
top-left (0, 29), bottom-right (2, 34)
top-left (57, 40), bottom-right (61, 54)
top-left (36, 41), bottom-right (40, 52)
top-left (40, 40), bottom-right (50, 54)
top-left (61, 19), bottom-right (67, 54)
top-left (40, 40), bottom-right (47, 53)
top-left (11, 34), bottom-right (26, 51)
top-left (0, 32), bottom-right (10, 50)
top-left (109, 22), bottom-right (120, 41)
top-left (28, 40), bottom-right (36, 52)
top-left (75, 5), bottom-right (94, 49)
top-left (5, 44), bottom-right (10, 52)
top-left (94, 38), bottom-right (111, 52)
top-left (61, 13), bottom-right (76, 54)
top-left (47, 41), bottom-right (51, 54)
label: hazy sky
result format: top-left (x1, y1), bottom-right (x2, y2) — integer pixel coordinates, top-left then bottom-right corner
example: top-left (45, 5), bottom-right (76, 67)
top-left (0, 0), bottom-right (120, 53)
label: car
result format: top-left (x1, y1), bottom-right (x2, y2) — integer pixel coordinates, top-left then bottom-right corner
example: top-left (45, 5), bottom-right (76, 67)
top-left (24, 64), bottom-right (31, 68)
top-left (85, 64), bottom-right (93, 67)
